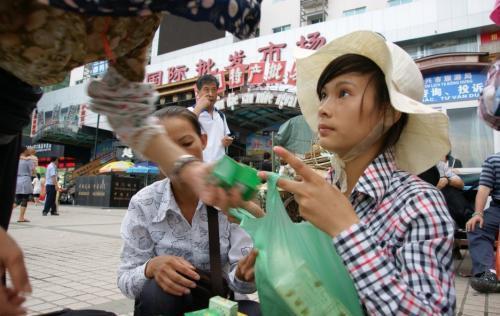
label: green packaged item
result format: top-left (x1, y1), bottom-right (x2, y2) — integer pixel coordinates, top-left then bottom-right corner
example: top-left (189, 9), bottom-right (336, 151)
top-left (184, 308), bottom-right (221, 316)
top-left (236, 173), bottom-right (364, 316)
top-left (208, 296), bottom-right (238, 316)
top-left (212, 156), bottom-right (260, 201)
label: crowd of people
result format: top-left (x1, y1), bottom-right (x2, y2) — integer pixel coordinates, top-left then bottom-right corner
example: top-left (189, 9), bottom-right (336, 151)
top-left (1, 1), bottom-right (499, 316)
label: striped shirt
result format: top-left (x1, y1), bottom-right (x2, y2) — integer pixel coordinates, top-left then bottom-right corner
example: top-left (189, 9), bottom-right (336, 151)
top-left (327, 148), bottom-right (456, 315)
top-left (479, 153), bottom-right (500, 200)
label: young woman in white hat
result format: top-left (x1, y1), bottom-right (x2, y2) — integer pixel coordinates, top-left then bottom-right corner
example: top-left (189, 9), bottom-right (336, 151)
top-left (261, 31), bottom-right (456, 315)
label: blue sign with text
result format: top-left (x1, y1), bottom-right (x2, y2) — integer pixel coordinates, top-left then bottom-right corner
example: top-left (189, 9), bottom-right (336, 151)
top-left (423, 71), bottom-right (486, 104)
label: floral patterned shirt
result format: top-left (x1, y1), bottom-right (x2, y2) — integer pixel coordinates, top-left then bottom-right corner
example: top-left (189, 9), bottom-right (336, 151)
top-left (117, 178), bottom-right (256, 299)
top-left (0, 1), bottom-right (161, 86)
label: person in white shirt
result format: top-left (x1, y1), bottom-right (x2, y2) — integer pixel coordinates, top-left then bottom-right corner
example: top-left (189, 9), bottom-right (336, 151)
top-left (32, 174), bottom-right (41, 205)
top-left (118, 106), bottom-right (261, 316)
top-left (190, 74), bottom-right (233, 162)
top-left (42, 157), bottom-right (60, 216)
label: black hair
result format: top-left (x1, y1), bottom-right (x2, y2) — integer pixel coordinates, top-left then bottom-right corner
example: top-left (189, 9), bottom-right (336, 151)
top-left (36, 173), bottom-right (41, 179)
top-left (19, 146), bottom-right (28, 155)
top-left (49, 157), bottom-right (58, 162)
top-left (316, 54), bottom-right (408, 153)
top-left (196, 74), bottom-right (219, 90)
top-left (263, 152), bottom-right (271, 159)
top-left (154, 106), bottom-right (202, 136)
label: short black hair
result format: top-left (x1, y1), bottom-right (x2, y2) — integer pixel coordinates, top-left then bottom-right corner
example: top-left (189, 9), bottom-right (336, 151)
top-left (263, 152), bottom-right (271, 159)
top-left (19, 146), bottom-right (27, 155)
top-left (316, 54), bottom-right (408, 154)
top-left (49, 157), bottom-right (58, 162)
top-left (154, 106), bottom-right (203, 136)
top-left (196, 74), bottom-right (219, 90)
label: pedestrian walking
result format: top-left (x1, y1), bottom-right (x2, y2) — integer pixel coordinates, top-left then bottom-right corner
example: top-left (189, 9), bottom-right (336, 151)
top-left (42, 157), bottom-right (60, 216)
top-left (13, 147), bottom-right (34, 223)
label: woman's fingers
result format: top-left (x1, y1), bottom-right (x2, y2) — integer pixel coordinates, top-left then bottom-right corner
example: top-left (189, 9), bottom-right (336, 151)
top-left (273, 146), bottom-right (317, 182)
top-left (155, 274), bottom-right (186, 296)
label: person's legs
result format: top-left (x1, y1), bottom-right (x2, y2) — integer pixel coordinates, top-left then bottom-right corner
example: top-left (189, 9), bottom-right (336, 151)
top-left (468, 207), bottom-right (500, 292)
top-left (237, 300), bottom-right (261, 316)
top-left (468, 207), bottom-right (500, 276)
top-left (134, 279), bottom-right (193, 316)
top-left (43, 185), bottom-right (56, 215)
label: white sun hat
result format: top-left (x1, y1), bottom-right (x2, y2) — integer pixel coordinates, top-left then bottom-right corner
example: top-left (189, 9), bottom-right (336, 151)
top-left (295, 30), bottom-right (450, 175)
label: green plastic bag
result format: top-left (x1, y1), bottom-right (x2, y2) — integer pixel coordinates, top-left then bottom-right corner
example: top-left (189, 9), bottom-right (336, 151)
top-left (231, 173), bottom-right (364, 316)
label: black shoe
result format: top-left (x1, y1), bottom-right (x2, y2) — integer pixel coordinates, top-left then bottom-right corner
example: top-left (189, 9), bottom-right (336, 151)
top-left (42, 212), bottom-right (48, 216)
top-left (470, 271), bottom-right (498, 293)
top-left (50, 212), bottom-right (60, 216)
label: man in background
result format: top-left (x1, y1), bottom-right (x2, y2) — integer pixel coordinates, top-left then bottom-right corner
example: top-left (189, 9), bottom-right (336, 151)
top-left (190, 75), bottom-right (232, 162)
top-left (42, 157), bottom-right (60, 216)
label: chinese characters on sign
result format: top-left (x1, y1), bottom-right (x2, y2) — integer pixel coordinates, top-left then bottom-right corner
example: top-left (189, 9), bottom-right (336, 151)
top-left (422, 71), bottom-right (487, 104)
top-left (146, 71), bottom-right (163, 85)
top-left (217, 91), bottom-right (298, 111)
top-left (196, 58), bottom-right (217, 76)
top-left (168, 65), bottom-right (188, 83)
top-left (146, 32), bottom-right (329, 87)
top-left (296, 32), bottom-right (326, 50)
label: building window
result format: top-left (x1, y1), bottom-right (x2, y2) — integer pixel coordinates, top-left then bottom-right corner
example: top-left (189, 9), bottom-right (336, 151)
top-left (272, 24), bottom-right (291, 33)
top-left (402, 35), bottom-right (478, 59)
top-left (88, 60), bottom-right (108, 78)
top-left (342, 7), bottom-right (367, 16)
top-left (307, 13), bottom-right (324, 25)
top-left (388, 0), bottom-right (413, 7)
top-left (444, 106), bottom-right (494, 168)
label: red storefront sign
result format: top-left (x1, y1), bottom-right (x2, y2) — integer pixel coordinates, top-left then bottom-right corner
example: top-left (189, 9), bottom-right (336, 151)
top-left (296, 32), bottom-right (326, 50)
top-left (227, 50), bottom-right (247, 68)
top-left (196, 58), bottom-right (217, 76)
top-left (168, 65), bottom-right (188, 83)
top-left (264, 61), bottom-right (287, 84)
top-left (481, 31), bottom-right (500, 43)
top-left (30, 110), bottom-right (37, 137)
top-left (146, 71), bottom-right (163, 85)
top-left (228, 64), bottom-right (246, 88)
top-left (287, 62), bottom-right (297, 86)
top-left (212, 71), bottom-right (226, 94)
top-left (247, 62), bottom-right (265, 85)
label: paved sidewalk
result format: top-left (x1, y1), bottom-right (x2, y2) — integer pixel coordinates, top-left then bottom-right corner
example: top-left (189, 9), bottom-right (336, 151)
top-left (9, 205), bottom-right (133, 316)
top-left (7, 204), bottom-right (500, 315)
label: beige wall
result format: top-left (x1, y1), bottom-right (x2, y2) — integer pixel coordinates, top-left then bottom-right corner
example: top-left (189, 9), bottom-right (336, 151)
top-left (260, 0), bottom-right (301, 36)
top-left (328, 0), bottom-right (402, 18)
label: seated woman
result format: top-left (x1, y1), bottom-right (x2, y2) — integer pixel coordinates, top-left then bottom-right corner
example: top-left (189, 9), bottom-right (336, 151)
top-left (118, 106), bottom-right (260, 316)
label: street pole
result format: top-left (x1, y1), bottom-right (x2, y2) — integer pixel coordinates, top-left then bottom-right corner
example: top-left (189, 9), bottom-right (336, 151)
top-left (93, 114), bottom-right (100, 160)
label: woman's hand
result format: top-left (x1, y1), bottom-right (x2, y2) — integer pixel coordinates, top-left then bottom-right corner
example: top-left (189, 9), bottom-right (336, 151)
top-left (145, 256), bottom-right (200, 296)
top-left (236, 250), bottom-right (258, 282)
top-left (260, 146), bottom-right (359, 237)
top-left (180, 162), bottom-right (239, 210)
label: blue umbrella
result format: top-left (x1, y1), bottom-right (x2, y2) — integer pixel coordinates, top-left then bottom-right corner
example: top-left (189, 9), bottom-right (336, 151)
top-left (126, 162), bottom-right (160, 186)
top-left (126, 166), bottom-right (160, 175)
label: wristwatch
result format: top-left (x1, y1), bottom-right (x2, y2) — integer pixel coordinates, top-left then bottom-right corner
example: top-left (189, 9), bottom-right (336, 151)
top-left (171, 154), bottom-right (200, 177)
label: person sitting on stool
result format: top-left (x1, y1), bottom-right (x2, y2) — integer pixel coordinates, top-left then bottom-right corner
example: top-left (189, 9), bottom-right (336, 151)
top-left (466, 153), bottom-right (500, 293)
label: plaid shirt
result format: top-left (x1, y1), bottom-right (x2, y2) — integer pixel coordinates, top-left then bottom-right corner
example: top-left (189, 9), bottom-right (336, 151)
top-left (329, 149), bottom-right (456, 315)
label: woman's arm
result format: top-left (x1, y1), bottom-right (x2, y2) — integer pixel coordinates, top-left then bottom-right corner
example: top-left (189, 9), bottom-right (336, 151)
top-left (117, 196), bottom-right (155, 299)
top-left (226, 224), bottom-right (257, 294)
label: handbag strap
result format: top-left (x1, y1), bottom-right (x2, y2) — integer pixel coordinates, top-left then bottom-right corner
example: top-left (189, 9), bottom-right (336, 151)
top-left (206, 205), bottom-right (225, 296)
